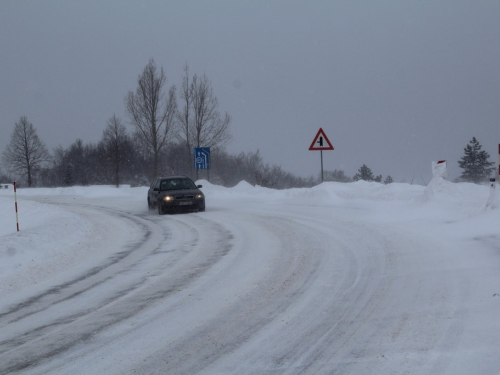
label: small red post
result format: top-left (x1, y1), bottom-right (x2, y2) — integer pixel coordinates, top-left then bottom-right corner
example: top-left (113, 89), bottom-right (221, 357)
top-left (13, 181), bottom-right (19, 232)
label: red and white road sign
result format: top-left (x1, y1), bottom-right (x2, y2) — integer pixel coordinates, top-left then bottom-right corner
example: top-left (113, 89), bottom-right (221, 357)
top-left (309, 128), bottom-right (334, 151)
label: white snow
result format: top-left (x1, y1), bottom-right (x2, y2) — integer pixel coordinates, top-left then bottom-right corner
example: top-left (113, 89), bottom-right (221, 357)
top-left (0, 180), bottom-right (499, 374)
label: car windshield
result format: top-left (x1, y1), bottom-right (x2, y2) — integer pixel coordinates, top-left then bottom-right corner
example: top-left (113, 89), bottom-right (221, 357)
top-left (160, 179), bottom-right (196, 191)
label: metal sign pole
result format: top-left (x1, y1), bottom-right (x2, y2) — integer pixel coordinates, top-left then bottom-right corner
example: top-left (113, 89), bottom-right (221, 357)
top-left (321, 150), bottom-right (324, 182)
top-left (309, 128), bottom-right (334, 184)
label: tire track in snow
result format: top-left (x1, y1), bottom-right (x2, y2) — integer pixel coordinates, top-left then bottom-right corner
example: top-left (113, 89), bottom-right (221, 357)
top-left (1, 198), bottom-right (471, 374)
top-left (29, 205), bottom-right (399, 375)
top-left (0, 201), bottom-right (233, 374)
top-left (132, 212), bottom-right (331, 375)
top-left (0, 210), bottom-right (155, 323)
top-left (196, 206), bottom-right (469, 375)
top-left (198, 212), bottom-right (393, 375)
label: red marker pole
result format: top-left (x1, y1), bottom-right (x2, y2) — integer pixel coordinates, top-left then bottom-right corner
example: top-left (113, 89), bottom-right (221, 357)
top-left (13, 181), bottom-right (19, 232)
top-left (320, 150), bottom-right (324, 182)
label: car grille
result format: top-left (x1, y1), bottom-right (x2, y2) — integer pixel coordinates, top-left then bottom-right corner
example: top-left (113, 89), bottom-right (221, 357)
top-left (175, 195), bottom-right (194, 200)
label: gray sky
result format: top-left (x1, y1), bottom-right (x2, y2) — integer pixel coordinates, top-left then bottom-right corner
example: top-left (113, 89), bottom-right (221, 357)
top-left (1, 0), bottom-right (500, 183)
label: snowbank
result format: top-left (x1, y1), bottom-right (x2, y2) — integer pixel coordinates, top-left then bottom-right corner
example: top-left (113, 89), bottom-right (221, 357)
top-left (0, 196), bottom-right (92, 288)
top-left (1, 184), bottom-right (148, 198)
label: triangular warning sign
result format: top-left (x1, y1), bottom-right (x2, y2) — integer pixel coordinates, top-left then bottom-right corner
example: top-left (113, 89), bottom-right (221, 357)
top-left (309, 128), bottom-right (334, 150)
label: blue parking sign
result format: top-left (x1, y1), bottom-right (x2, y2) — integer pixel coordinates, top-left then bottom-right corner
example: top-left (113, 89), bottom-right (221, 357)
top-left (194, 147), bottom-right (210, 170)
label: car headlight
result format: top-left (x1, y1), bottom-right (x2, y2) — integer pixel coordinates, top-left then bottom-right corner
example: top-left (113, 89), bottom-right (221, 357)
top-left (196, 194), bottom-right (204, 199)
top-left (163, 195), bottom-right (174, 202)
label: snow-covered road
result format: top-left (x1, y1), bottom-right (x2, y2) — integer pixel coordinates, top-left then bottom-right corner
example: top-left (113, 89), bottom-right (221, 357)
top-left (0, 180), bottom-right (499, 374)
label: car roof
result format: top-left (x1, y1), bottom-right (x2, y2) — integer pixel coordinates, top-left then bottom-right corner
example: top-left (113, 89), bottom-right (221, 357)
top-left (158, 176), bottom-right (193, 180)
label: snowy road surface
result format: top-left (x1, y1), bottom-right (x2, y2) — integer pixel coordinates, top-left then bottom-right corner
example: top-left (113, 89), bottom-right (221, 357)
top-left (0, 179), bottom-right (499, 374)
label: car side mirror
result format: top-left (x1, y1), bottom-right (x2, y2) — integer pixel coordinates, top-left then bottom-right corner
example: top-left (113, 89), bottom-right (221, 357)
top-left (197, 185), bottom-right (202, 188)
top-left (153, 187), bottom-right (159, 192)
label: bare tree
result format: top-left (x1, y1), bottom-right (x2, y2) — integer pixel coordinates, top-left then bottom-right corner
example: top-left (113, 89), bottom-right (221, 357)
top-left (2, 116), bottom-right (50, 187)
top-left (101, 114), bottom-right (129, 187)
top-left (177, 64), bottom-right (194, 167)
top-left (0, 168), bottom-right (12, 183)
top-left (177, 66), bottom-right (232, 178)
top-left (191, 73), bottom-right (232, 149)
top-left (125, 59), bottom-right (177, 178)
top-left (324, 169), bottom-right (352, 183)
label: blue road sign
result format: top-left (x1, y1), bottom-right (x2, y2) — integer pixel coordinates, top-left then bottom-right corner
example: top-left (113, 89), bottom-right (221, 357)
top-left (194, 147), bottom-right (211, 170)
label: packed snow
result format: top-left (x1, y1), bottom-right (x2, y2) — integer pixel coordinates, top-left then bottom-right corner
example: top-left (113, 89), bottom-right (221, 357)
top-left (0, 178), bottom-right (499, 374)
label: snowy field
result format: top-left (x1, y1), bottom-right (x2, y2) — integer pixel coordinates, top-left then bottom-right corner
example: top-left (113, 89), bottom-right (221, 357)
top-left (0, 178), bottom-right (499, 374)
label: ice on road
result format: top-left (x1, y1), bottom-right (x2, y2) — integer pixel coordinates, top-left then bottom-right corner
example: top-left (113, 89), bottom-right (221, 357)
top-left (0, 179), bottom-right (499, 374)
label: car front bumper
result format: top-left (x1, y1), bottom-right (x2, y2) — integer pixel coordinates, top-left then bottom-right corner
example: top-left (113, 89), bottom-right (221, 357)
top-left (159, 199), bottom-right (205, 211)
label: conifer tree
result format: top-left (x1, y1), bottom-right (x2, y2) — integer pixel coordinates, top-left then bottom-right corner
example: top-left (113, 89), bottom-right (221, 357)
top-left (353, 164), bottom-right (375, 181)
top-left (458, 137), bottom-right (494, 183)
top-left (384, 175), bottom-right (394, 184)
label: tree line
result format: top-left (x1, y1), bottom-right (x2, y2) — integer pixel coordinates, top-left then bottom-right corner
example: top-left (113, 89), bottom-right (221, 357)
top-left (0, 59), bottom-right (496, 188)
top-left (0, 58), bottom-right (316, 189)
top-left (0, 117), bottom-right (317, 189)
top-left (2, 125), bottom-right (493, 188)
top-left (322, 136), bottom-right (495, 184)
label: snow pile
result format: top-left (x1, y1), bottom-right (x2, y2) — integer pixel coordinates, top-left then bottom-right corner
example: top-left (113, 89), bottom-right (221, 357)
top-left (431, 160), bottom-right (448, 179)
top-left (233, 180), bottom-right (255, 192)
top-left (486, 183), bottom-right (500, 210)
top-left (327, 180), bottom-right (423, 202)
top-left (7, 184), bottom-right (148, 199)
top-left (284, 184), bottom-right (343, 203)
top-left (0, 196), bottom-right (92, 287)
top-left (201, 180), bottom-right (423, 204)
top-left (196, 179), bottom-right (280, 202)
top-left (422, 176), bottom-right (490, 212)
top-left (423, 176), bottom-right (459, 202)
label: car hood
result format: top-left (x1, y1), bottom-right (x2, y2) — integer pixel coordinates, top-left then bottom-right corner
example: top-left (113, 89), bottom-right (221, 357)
top-left (159, 188), bottom-right (201, 196)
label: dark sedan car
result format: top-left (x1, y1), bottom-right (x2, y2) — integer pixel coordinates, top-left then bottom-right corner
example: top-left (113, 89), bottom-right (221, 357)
top-left (148, 176), bottom-right (205, 215)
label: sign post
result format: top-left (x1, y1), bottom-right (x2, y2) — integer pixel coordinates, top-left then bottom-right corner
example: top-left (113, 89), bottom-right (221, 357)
top-left (13, 181), bottom-right (19, 232)
top-left (194, 147), bottom-right (211, 181)
top-left (309, 128), bottom-right (334, 182)
top-left (487, 177), bottom-right (497, 209)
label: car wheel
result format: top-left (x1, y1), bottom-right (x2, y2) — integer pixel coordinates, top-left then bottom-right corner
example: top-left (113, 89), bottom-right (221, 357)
top-left (158, 202), bottom-right (164, 215)
top-left (148, 198), bottom-right (154, 210)
top-left (199, 206), bottom-right (205, 212)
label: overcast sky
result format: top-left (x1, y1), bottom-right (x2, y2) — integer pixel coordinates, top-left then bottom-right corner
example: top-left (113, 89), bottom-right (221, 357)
top-left (1, 0), bottom-right (499, 183)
